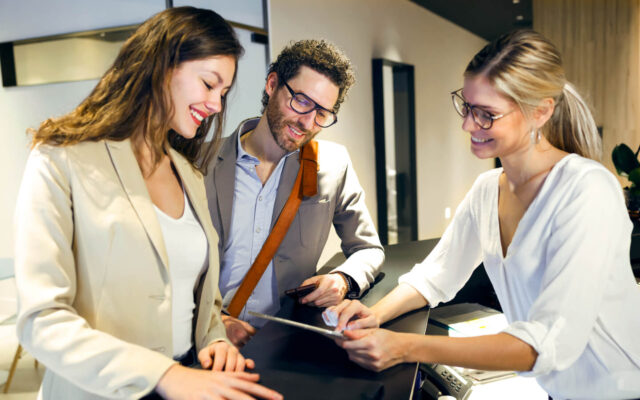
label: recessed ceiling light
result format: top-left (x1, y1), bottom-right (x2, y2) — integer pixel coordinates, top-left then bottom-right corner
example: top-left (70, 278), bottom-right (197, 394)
top-left (516, 15), bottom-right (524, 21)
top-left (513, 0), bottom-right (520, 3)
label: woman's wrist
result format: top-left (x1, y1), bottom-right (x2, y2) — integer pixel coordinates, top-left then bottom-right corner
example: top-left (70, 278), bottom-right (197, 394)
top-left (396, 332), bottom-right (414, 364)
top-left (370, 305), bottom-right (384, 327)
top-left (155, 363), bottom-right (181, 397)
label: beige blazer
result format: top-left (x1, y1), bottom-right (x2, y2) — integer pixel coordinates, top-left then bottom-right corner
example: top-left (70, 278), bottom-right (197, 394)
top-left (14, 139), bottom-right (227, 399)
top-left (206, 118), bottom-right (384, 303)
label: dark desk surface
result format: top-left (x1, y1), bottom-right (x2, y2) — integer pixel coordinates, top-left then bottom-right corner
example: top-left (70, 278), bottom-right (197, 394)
top-left (242, 239), bottom-right (438, 400)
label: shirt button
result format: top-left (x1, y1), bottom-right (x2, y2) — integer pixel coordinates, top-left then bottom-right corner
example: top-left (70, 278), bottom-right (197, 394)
top-left (258, 196), bottom-right (263, 201)
top-left (256, 227), bottom-right (261, 233)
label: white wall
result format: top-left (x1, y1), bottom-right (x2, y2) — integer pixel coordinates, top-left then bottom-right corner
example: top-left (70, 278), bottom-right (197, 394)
top-left (269, 0), bottom-right (492, 266)
top-left (0, 0), bottom-right (266, 258)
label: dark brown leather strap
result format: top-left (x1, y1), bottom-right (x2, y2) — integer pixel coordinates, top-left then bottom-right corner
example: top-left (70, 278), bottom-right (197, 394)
top-left (227, 140), bottom-right (318, 317)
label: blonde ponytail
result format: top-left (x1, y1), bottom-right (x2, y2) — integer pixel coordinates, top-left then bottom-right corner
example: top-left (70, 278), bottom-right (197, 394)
top-left (546, 83), bottom-right (601, 160)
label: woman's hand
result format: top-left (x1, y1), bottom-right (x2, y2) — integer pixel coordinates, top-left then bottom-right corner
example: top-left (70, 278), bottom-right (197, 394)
top-left (325, 299), bottom-right (380, 332)
top-left (156, 364), bottom-right (282, 400)
top-left (198, 340), bottom-right (255, 372)
top-left (339, 328), bottom-right (410, 372)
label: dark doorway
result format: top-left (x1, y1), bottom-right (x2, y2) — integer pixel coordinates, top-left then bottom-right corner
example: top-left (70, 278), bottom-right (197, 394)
top-left (372, 59), bottom-right (418, 245)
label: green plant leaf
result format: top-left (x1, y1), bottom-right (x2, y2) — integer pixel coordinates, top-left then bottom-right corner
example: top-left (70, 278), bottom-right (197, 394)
top-left (630, 186), bottom-right (640, 196)
top-left (612, 144), bottom-right (640, 175)
top-left (629, 167), bottom-right (640, 188)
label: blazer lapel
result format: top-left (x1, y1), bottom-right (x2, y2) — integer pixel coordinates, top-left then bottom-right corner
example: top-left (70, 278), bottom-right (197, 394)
top-left (105, 140), bottom-right (170, 270)
top-left (213, 131), bottom-right (238, 244)
top-left (169, 148), bottom-right (212, 244)
top-left (212, 118), bottom-right (261, 243)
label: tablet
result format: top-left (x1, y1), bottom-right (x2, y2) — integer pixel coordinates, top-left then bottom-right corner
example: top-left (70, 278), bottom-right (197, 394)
top-left (248, 311), bottom-right (346, 339)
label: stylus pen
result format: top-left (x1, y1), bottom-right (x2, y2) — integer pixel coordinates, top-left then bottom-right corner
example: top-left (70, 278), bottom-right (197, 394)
top-left (248, 311), bottom-right (347, 339)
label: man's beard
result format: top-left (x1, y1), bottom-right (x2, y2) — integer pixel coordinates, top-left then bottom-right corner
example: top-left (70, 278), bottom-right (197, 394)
top-left (266, 99), bottom-right (315, 152)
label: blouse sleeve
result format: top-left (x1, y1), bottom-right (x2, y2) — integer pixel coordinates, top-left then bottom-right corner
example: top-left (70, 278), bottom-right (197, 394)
top-left (502, 167), bottom-right (631, 376)
top-left (14, 146), bottom-right (175, 399)
top-left (398, 176), bottom-right (484, 306)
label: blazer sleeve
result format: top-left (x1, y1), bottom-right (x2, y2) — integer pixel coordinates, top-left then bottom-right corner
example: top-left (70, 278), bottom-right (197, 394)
top-left (201, 289), bottom-right (232, 348)
top-left (14, 145), bottom-right (175, 399)
top-left (329, 147), bottom-right (385, 296)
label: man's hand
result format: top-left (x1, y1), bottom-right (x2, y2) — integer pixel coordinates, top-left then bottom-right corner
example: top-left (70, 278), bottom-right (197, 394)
top-left (198, 340), bottom-right (255, 372)
top-left (299, 274), bottom-right (348, 307)
top-left (221, 315), bottom-right (257, 348)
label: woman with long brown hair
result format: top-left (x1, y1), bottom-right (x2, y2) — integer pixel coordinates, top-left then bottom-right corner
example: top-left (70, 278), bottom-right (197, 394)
top-left (14, 6), bottom-right (281, 400)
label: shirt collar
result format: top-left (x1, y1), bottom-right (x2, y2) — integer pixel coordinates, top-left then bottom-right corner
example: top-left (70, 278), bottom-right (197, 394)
top-left (236, 125), bottom-right (300, 163)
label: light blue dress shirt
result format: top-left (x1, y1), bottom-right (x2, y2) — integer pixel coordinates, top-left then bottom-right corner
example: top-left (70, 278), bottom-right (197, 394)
top-left (219, 132), bottom-right (297, 327)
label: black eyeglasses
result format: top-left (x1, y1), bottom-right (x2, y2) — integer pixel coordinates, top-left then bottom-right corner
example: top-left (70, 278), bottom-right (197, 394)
top-left (451, 88), bottom-right (512, 130)
top-left (283, 81), bottom-right (338, 128)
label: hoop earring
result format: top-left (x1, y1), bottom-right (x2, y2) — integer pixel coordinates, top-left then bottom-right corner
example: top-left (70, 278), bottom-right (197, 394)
top-left (530, 129), bottom-right (541, 144)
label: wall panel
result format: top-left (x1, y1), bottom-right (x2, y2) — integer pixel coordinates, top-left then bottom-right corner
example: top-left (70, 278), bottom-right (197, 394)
top-left (534, 0), bottom-right (640, 176)
top-left (0, 0), bottom-right (165, 42)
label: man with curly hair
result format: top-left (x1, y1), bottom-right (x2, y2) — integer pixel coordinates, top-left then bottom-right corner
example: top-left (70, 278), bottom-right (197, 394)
top-left (205, 39), bottom-right (384, 347)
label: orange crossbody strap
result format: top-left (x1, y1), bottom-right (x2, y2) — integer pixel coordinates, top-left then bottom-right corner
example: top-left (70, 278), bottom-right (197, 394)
top-left (226, 140), bottom-right (318, 317)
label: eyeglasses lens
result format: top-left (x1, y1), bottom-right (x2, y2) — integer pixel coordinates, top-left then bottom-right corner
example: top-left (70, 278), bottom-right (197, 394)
top-left (291, 94), bottom-right (336, 128)
top-left (471, 108), bottom-right (492, 129)
top-left (452, 93), bottom-right (492, 129)
top-left (452, 94), bottom-right (468, 118)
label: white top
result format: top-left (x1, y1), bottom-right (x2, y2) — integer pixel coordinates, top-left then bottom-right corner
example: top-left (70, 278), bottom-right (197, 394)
top-left (154, 190), bottom-right (208, 357)
top-left (400, 154), bottom-right (640, 400)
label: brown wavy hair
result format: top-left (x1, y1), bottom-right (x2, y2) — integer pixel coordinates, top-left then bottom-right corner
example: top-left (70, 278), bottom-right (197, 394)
top-left (261, 39), bottom-right (355, 113)
top-left (30, 6), bottom-right (244, 173)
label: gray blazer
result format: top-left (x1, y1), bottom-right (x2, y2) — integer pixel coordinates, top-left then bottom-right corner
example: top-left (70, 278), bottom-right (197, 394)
top-left (205, 118), bottom-right (384, 301)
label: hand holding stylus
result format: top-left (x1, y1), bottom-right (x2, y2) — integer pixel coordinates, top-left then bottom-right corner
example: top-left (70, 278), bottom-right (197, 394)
top-left (324, 299), bottom-right (380, 332)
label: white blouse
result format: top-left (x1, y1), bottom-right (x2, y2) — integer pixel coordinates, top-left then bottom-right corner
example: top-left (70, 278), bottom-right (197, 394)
top-left (400, 154), bottom-right (640, 400)
top-left (154, 190), bottom-right (208, 358)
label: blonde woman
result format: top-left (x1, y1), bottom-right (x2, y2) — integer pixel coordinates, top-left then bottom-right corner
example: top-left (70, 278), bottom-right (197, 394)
top-left (329, 30), bottom-right (640, 400)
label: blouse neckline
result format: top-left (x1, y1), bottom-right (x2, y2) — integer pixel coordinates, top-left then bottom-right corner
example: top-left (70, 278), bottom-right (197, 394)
top-left (494, 153), bottom-right (577, 260)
